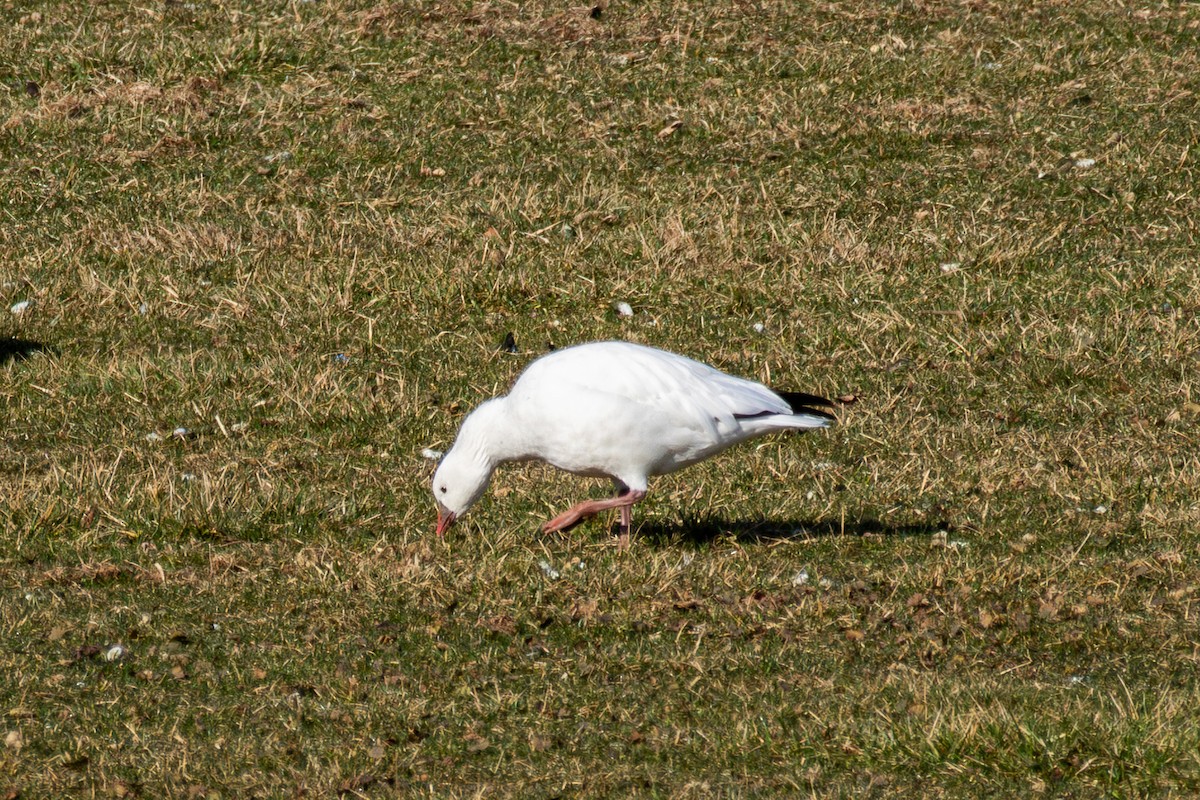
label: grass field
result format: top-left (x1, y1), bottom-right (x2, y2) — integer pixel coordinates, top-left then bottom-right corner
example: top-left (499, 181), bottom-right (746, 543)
top-left (3, 0), bottom-right (1200, 796)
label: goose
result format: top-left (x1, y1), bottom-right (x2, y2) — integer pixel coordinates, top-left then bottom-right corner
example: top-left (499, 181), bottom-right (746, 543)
top-left (432, 340), bottom-right (835, 545)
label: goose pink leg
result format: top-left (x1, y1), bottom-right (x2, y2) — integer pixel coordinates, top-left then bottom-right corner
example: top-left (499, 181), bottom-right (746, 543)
top-left (542, 489), bottom-right (646, 547)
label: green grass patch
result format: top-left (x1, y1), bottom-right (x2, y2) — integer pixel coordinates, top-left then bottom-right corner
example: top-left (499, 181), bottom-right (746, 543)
top-left (3, 0), bottom-right (1199, 796)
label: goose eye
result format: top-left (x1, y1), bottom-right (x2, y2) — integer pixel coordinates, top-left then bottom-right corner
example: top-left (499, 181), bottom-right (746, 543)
top-left (439, 486), bottom-right (447, 494)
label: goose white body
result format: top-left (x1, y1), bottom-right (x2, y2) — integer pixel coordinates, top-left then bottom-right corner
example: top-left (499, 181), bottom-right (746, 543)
top-left (432, 341), bottom-right (835, 542)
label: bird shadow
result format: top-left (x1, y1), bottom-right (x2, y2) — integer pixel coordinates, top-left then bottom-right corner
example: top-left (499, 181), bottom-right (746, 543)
top-left (632, 514), bottom-right (949, 547)
top-left (0, 337), bottom-right (54, 365)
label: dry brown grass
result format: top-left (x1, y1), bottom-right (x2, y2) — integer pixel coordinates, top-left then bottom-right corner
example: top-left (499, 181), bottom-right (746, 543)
top-left (2, 0), bottom-right (1200, 796)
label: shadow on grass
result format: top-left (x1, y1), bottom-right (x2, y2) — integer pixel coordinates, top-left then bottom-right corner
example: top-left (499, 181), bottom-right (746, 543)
top-left (633, 515), bottom-right (948, 547)
top-left (0, 337), bottom-right (54, 365)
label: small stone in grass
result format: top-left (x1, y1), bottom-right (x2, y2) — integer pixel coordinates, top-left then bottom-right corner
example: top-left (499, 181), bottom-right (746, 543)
top-left (752, 322), bottom-right (765, 334)
top-left (940, 262), bottom-right (961, 273)
top-left (172, 427), bottom-right (189, 439)
top-left (613, 301), bottom-right (633, 317)
top-left (792, 569), bottom-right (809, 586)
top-left (10, 300), bottom-right (31, 314)
top-left (103, 644), bottom-right (126, 662)
top-left (538, 559), bottom-right (560, 580)
top-left (421, 448), bottom-right (443, 461)
top-left (1074, 157), bottom-right (1096, 169)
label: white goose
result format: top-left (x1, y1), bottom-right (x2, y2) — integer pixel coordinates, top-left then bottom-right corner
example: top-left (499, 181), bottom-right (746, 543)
top-left (432, 341), bottom-right (835, 545)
